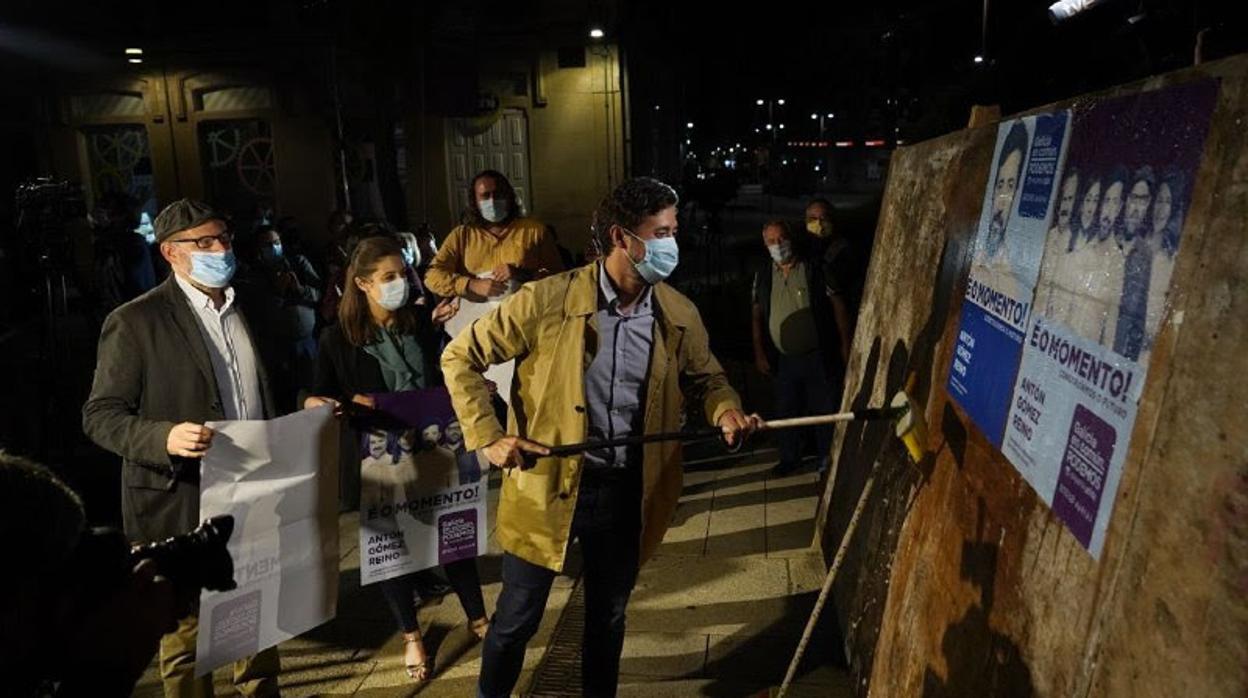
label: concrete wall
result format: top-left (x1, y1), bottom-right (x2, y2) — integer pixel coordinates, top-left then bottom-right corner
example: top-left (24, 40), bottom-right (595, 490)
top-left (814, 54), bottom-right (1248, 696)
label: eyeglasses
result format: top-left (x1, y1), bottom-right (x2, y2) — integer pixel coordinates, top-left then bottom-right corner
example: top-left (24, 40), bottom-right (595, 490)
top-left (169, 231), bottom-right (234, 250)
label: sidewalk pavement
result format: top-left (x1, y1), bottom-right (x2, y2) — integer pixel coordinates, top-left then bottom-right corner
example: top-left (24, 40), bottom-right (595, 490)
top-left (132, 445), bottom-right (851, 697)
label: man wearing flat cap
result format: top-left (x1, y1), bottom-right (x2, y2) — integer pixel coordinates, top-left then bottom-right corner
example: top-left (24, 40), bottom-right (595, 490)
top-left (84, 199), bottom-right (281, 697)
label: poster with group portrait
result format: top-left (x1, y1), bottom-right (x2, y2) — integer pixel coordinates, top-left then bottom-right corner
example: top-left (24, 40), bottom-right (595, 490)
top-left (357, 387), bottom-right (489, 585)
top-left (998, 79), bottom-right (1219, 558)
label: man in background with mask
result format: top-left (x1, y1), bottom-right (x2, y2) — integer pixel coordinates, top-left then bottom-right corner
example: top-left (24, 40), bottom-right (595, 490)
top-left (804, 198), bottom-right (857, 359)
top-left (443, 177), bottom-right (759, 698)
top-left (752, 220), bottom-right (842, 475)
top-left (425, 169), bottom-right (564, 301)
top-left (243, 225), bottom-right (323, 411)
top-left (83, 198), bottom-right (281, 697)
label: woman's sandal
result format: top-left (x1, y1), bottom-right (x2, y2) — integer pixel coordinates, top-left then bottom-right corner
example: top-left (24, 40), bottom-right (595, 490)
top-left (470, 617), bottom-right (490, 641)
top-left (403, 631), bottom-right (430, 682)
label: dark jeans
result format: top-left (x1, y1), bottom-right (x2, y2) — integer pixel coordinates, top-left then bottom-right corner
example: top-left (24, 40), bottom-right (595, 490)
top-left (478, 468), bottom-right (642, 698)
top-left (379, 557), bottom-right (487, 633)
top-left (776, 349), bottom-right (839, 469)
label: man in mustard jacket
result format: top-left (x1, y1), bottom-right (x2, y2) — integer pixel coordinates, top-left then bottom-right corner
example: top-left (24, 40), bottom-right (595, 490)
top-left (443, 177), bottom-right (758, 697)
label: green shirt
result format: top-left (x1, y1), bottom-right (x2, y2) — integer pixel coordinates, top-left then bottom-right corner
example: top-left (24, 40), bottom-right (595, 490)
top-left (768, 262), bottom-right (819, 355)
top-left (363, 327), bottom-right (426, 391)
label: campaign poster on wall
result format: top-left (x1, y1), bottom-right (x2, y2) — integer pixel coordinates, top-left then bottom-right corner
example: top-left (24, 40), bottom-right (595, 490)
top-left (1001, 79), bottom-right (1219, 557)
top-left (947, 111), bottom-right (1072, 446)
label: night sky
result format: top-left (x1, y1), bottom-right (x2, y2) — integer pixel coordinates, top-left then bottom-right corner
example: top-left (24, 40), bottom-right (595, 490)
top-left (623, 0), bottom-right (1240, 149)
top-left (0, 0), bottom-right (1242, 163)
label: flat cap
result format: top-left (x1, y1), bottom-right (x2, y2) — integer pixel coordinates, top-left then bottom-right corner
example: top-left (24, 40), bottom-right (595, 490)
top-left (154, 198), bottom-right (222, 242)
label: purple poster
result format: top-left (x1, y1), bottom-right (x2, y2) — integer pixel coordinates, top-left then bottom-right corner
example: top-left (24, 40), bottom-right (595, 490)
top-left (358, 387), bottom-right (489, 585)
top-left (1052, 405), bottom-right (1117, 547)
top-left (438, 510), bottom-right (480, 565)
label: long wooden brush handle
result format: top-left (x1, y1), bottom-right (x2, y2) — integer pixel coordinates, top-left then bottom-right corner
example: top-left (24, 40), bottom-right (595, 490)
top-left (762, 406), bottom-right (904, 430)
top-left (777, 473), bottom-right (878, 697)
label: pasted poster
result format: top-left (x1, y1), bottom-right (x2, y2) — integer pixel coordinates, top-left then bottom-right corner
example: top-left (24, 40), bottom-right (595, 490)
top-left (1001, 79), bottom-right (1219, 557)
top-left (196, 405), bottom-right (340, 675)
top-left (357, 387), bottom-right (489, 585)
top-left (948, 111), bottom-right (1072, 445)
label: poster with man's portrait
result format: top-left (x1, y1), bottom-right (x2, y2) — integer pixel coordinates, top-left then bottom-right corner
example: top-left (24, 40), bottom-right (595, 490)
top-left (948, 111), bottom-right (1072, 446)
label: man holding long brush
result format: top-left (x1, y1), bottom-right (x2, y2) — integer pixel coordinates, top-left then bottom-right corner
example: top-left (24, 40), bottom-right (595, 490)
top-left (443, 177), bottom-right (760, 697)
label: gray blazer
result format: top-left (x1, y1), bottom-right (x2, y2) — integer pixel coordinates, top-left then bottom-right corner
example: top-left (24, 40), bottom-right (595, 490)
top-left (83, 275), bottom-right (277, 543)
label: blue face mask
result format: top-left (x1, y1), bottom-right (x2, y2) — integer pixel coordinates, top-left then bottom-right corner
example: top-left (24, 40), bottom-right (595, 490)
top-left (401, 247), bottom-right (417, 268)
top-left (189, 249), bottom-right (237, 288)
top-left (624, 229), bottom-right (679, 285)
top-left (261, 242), bottom-right (283, 263)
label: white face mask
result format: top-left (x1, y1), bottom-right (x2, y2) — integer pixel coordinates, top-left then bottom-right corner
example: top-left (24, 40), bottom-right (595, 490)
top-left (375, 277), bottom-right (409, 311)
top-left (767, 241), bottom-right (792, 263)
top-left (479, 198), bottom-right (510, 224)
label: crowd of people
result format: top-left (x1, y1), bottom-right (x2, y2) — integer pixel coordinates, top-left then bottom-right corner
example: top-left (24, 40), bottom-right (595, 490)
top-left (3, 164), bottom-right (872, 696)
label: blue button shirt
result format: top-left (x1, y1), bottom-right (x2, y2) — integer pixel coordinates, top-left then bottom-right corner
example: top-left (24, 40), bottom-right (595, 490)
top-left (582, 264), bottom-right (655, 469)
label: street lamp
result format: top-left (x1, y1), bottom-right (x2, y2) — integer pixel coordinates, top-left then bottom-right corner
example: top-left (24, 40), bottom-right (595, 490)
top-left (808, 112), bottom-right (836, 182)
top-left (752, 99), bottom-right (787, 213)
top-left (810, 112), bottom-right (835, 140)
top-left (755, 98), bottom-right (786, 144)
